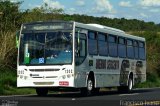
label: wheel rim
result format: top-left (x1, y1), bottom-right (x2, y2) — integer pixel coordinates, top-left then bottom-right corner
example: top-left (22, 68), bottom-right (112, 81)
top-left (129, 79), bottom-right (133, 90)
top-left (88, 79), bottom-right (93, 91)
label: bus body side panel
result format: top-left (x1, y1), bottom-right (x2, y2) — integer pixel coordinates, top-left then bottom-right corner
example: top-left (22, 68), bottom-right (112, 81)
top-left (133, 60), bottom-right (146, 84)
top-left (74, 56), bottom-right (121, 88)
top-left (74, 55), bottom-right (146, 88)
top-left (73, 22), bottom-right (146, 89)
top-left (74, 59), bottom-right (89, 88)
top-left (94, 56), bottom-right (120, 87)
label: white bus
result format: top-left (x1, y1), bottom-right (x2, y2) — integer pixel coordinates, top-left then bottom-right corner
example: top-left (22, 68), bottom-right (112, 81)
top-left (17, 20), bottom-right (146, 96)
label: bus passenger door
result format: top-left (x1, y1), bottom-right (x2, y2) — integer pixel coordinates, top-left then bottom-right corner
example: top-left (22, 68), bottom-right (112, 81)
top-left (74, 28), bottom-right (88, 87)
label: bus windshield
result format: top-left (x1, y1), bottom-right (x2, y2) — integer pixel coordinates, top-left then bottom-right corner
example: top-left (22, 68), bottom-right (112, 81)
top-left (19, 31), bottom-right (73, 65)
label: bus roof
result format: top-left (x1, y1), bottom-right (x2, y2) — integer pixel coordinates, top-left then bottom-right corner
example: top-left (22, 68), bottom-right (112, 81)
top-left (75, 22), bottom-right (145, 41)
top-left (21, 20), bottom-right (145, 41)
top-left (87, 24), bottom-right (125, 33)
top-left (23, 20), bottom-right (73, 25)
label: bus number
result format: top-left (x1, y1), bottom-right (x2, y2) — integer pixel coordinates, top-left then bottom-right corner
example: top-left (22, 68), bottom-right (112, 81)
top-left (107, 60), bottom-right (119, 70)
top-left (96, 59), bottom-right (106, 69)
top-left (96, 59), bottom-right (119, 70)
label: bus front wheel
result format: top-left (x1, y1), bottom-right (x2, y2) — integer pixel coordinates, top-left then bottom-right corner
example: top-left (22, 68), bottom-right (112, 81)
top-left (36, 88), bottom-right (48, 96)
top-left (80, 78), bottom-right (94, 96)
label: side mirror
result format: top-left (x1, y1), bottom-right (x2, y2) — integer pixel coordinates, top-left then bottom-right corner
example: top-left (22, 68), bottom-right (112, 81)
top-left (75, 42), bottom-right (80, 57)
top-left (16, 31), bottom-right (20, 48)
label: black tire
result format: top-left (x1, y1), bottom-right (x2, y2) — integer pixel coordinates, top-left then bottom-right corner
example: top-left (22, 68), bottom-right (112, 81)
top-left (36, 88), bottom-right (48, 96)
top-left (80, 88), bottom-right (88, 96)
top-left (117, 86), bottom-right (127, 93)
top-left (93, 88), bottom-right (100, 95)
top-left (127, 77), bottom-right (133, 92)
top-left (118, 77), bottom-right (133, 93)
top-left (80, 78), bottom-right (94, 96)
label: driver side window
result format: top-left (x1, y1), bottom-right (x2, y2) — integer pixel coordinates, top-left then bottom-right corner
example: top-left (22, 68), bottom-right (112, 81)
top-left (75, 31), bottom-right (87, 66)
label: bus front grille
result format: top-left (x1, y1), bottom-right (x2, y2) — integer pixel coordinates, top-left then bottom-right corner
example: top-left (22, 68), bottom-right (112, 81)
top-left (31, 76), bottom-right (58, 78)
top-left (29, 69), bottom-right (60, 72)
top-left (33, 82), bottom-right (54, 85)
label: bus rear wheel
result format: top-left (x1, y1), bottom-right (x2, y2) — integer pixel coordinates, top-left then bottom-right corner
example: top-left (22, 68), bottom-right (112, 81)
top-left (118, 77), bottom-right (133, 93)
top-left (36, 88), bottom-right (48, 96)
top-left (127, 77), bottom-right (133, 92)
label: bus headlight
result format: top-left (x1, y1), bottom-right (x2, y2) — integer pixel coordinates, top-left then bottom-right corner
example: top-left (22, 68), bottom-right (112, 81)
top-left (62, 75), bottom-right (66, 79)
top-left (20, 75), bottom-right (23, 79)
top-left (24, 76), bottom-right (28, 80)
top-left (67, 74), bottom-right (71, 78)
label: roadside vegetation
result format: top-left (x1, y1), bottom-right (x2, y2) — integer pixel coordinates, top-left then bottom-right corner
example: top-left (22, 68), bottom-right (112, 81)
top-left (0, 67), bottom-right (35, 95)
top-left (0, 0), bottom-right (160, 95)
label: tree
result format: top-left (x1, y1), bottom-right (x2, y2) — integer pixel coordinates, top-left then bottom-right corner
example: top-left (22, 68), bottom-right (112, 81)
top-left (0, 0), bottom-right (22, 32)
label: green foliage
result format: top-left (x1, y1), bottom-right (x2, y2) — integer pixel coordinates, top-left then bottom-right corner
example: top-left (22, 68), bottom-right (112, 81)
top-left (0, 0), bottom-right (23, 31)
top-left (135, 73), bottom-right (160, 88)
top-left (40, 3), bottom-right (64, 14)
top-left (0, 31), bottom-right (17, 69)
top-left (130, 31), bottom-right (160, 76)
top-left (0, 67), bottom-right (35, 95)
top-left (0, 67), bottom-right (16, 94)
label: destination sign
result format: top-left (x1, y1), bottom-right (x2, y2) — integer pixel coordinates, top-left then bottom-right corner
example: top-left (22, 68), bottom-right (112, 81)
top-left (23, 22), bottom-right (73, 31)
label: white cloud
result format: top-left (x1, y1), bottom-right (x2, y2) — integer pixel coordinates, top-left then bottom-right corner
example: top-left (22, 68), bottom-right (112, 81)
top-left (43, 0), bottom-right (64, 9)
top-left (10, 0), bottom-right (19, 2)
top-left (93, 0), bottom-right (114, 13)
top-left (149, 9), bottom-right (160, 13)
top-left (69, 8), bottom-right (76, 12)
top-left (139, 0), bottom-right (160, 7)
top-left (66, 8), bottom-right (77, 14)
top-left (76, 0), bottom-right (85, 6)
top-left (119, 1), bottom-right (132, 7)
top-left (140, 13), bottom-right (148, 18)
top-left (28, 4), bottom-right (41, 9)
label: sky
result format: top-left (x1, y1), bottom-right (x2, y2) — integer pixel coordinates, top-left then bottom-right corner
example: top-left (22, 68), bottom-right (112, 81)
top-left (11, 0), bottom-right (160, 24)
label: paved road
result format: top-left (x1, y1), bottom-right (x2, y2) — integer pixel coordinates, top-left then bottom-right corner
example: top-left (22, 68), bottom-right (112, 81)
top-left (0, 88), bottom-right (160, 106)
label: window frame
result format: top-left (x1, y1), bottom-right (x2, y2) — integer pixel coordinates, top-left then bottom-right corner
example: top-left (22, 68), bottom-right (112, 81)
top-left (108, 34), bottom-right (118, 57)
top-left (138, 41), bottom-right (146, 60)
top-left (98, 32), bottom-right (108, 56)
top-left (126, 39), bottom-right (134, 59)
top-left (88, 31), bottom-right (98, 55)
top-left (118, 37), bottom-right (126, 58)
top-left (133, 40), bottom-right (139, 59)
top-left (75, 29), bottom-right (87, 66)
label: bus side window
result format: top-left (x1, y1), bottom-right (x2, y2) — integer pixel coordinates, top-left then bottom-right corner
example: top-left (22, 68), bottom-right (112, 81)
top-left (134, 41), bottom-right (139, 59)
top-left (118, 37), bottom-right (126, 58)
top-left (98, 33), bottom-right (108, 56)
top-left (127, 39), bottom-right (134, 59)
top-left (139, 42), bottom-right (145, 60)
top-left (88, 31), bottom-right (97, 55)
top-left (108, 35), bottom-right (117, 57)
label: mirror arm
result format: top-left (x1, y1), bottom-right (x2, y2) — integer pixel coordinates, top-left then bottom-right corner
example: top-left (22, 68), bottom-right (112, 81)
top-left (16, 30), bottom-right (20, 48)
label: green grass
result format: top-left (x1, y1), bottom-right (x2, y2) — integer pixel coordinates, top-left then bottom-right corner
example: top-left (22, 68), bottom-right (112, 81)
top-left (0, 67), bottom-right (35, 95)
top-left (135, 72), bottom-right (160, 88)
top-left (3, 87), bottom-right (35, 95)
